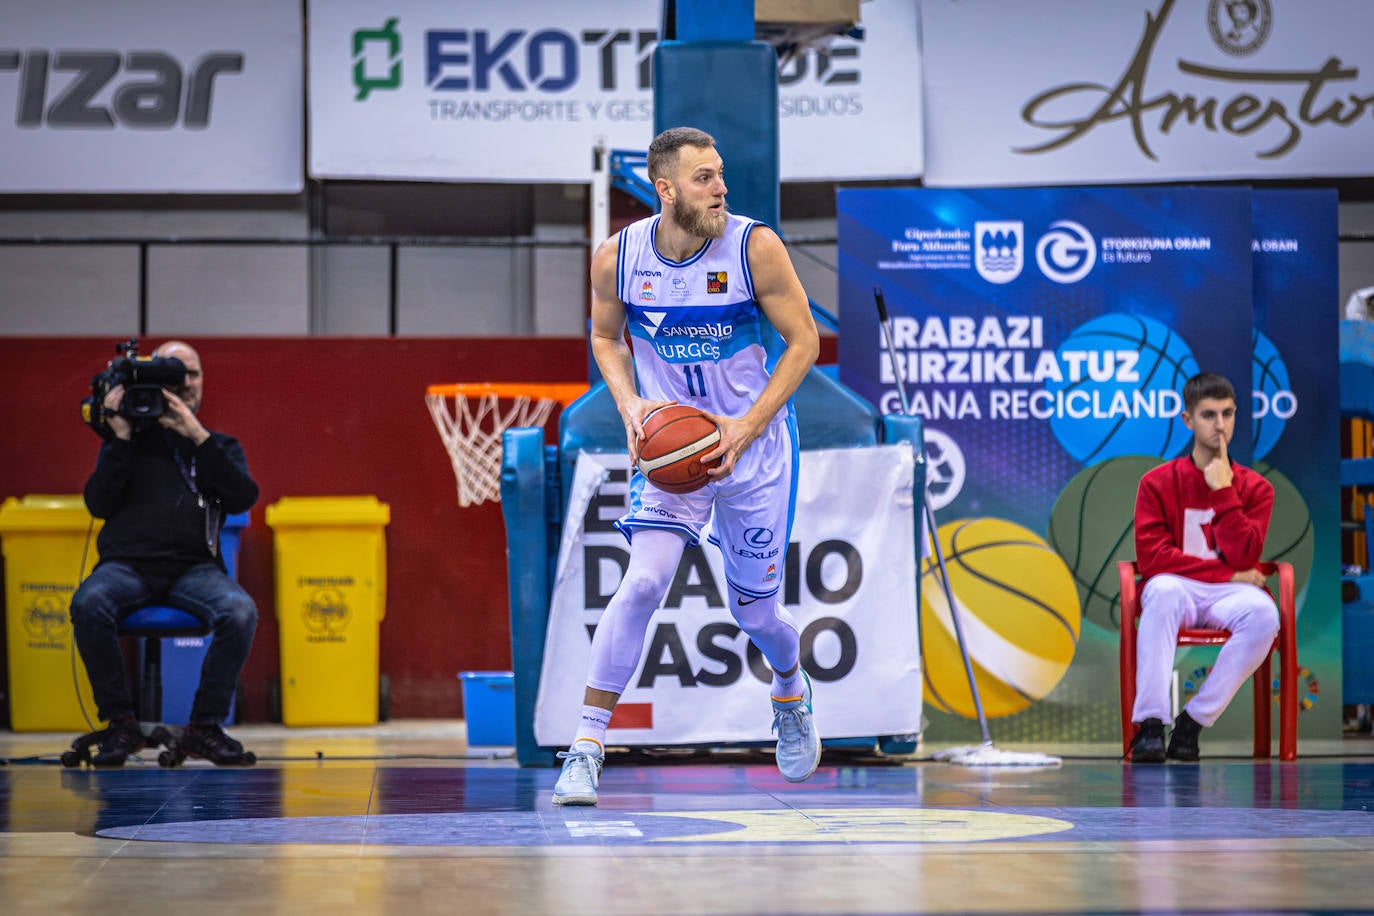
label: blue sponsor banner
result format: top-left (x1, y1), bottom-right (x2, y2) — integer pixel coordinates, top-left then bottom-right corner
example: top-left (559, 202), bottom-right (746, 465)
top-left (837, 187), bottom-right (1254, 742)
top-left (838, 187), bottom-right (1252, 523)
top-left (1251, 189), bottom-right (1340, 738)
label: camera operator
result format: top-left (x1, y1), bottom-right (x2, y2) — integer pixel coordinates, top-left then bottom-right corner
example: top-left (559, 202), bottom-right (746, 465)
top-left (71, 340), bottom-right (259, 767)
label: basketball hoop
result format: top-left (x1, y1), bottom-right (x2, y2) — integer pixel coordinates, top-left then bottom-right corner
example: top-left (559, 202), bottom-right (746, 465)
top-left (425, 382), bottom-right (587, 507)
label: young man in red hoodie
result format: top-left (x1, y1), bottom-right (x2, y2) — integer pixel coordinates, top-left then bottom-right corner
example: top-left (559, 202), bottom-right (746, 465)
top-left (1130, 372), bottom-right (1279, 762)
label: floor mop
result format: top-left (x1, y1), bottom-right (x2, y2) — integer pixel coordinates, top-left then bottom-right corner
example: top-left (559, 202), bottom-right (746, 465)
top-left (874, 286), bottom-right (1062, 767)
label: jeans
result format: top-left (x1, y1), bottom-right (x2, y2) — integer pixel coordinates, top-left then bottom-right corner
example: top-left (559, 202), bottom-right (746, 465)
top-left (70, 561), bottom-right (257, 725)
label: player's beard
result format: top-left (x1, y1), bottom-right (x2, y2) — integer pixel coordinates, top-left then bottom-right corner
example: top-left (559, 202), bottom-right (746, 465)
top-left (675, 195), bottom-right (728, 240)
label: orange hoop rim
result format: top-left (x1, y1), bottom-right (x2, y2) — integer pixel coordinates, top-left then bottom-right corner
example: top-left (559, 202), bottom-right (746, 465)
top-left (425, 382), bottom-right (589, 407)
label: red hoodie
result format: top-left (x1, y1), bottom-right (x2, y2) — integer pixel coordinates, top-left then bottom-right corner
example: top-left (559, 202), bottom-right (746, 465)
top-left (1134, 455), bottom-right (1273, 584)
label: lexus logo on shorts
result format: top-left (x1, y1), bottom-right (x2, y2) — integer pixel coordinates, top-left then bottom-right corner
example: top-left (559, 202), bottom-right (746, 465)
top-left (743, 527), bottom-right (773, 548)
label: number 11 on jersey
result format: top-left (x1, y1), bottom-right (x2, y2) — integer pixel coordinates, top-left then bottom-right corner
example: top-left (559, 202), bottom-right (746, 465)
top-left (683, 364), bottom-right (707, 398)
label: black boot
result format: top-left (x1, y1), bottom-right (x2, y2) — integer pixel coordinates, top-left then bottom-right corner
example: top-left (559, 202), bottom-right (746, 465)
top-left (178, 724), bottom-right (255, 766)
top-left (1129, 718), bottom-right (1166, 763)
top-left (1167, 710), bottom-right (1202, 761)
top-left (92, 718), bottom-right (146, 768)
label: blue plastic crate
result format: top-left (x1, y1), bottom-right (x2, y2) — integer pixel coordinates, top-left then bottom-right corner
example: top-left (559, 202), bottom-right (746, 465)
top-left (460, 671), bottom-right (515, 746)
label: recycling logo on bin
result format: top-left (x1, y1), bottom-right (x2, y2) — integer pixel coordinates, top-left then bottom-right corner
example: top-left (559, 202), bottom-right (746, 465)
top-left (22, 588), bottom-right (71, 648)
top-left (301, 580), bottom-right (353, 643)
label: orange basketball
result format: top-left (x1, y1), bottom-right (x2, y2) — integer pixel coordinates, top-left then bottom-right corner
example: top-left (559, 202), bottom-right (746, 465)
top-left (637, 405), bottom-right (721, 494)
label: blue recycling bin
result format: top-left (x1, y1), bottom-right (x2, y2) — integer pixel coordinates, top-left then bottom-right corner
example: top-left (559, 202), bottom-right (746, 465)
top-left (137, 511), bottom-right (250, 725)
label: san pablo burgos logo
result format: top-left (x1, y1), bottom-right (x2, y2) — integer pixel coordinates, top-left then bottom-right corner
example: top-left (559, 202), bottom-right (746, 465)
top-left (974, 221), bottom-right (1023, 284)
top-left (640, 311), bottom-right (667, 338)
top-left (1036, 220), bottom-right (1097, 284)
top-left (1017, 0), bottom-right (1364, 161)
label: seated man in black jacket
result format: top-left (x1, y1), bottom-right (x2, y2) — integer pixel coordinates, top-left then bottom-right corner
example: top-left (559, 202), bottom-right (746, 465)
top-left (71, 340), bottom-right (259, 766)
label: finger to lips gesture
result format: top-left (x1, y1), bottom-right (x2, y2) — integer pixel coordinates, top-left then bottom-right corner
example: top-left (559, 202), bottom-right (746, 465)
top-left (1204, 435), bottom-right (1233, 491)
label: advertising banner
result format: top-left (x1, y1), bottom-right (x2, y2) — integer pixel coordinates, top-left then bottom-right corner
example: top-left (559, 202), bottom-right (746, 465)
top-left (1250, 189), bottom-right (1341, 736)
top-left (837, 186), bottom-right (1255, 742)
top-left (0, 0), bottom-right (302, 193)
top-left (534, 446), bottom-right (921, 747)
top-left (920, 0), bottom-right (1374, 187)
top-left (308, 0), bottom-right (921, 182)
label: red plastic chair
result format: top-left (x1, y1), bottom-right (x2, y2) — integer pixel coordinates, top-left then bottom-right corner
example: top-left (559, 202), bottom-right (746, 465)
top-left (1118, 560), bottom-right (1297, 761)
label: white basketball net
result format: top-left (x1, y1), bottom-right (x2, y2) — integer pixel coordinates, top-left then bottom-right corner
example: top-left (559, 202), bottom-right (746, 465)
top-left (425, 390), bottom-right (559, 507)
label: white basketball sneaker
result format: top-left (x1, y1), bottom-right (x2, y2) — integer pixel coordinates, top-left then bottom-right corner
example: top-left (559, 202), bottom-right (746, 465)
top-left (552, 739), bottom-right (604, 806)
top-left (771, 671), bottom-right (821, 782)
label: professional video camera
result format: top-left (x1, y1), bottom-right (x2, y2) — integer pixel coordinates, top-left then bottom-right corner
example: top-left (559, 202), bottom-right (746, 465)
top-left (81, 338), bottom-right (186, 438)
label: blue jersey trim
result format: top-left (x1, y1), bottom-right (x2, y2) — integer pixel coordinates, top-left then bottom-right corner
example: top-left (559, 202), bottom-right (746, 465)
top-left (783, 412), bottom-right (800, 545)
top-left (615, 517), bottom-right (700, 547)
top-left (725, 577), bottom-right (780, 600)
top-left (739, 221), bottom-right (758, 301)
top-left (615, 226), bottom-right (629, 300)
top-left (651, 215), bottom-right (714, 268)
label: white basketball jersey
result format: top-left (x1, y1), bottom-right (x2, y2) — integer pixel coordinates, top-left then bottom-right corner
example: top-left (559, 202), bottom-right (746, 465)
top-left (617, 213), bottom-right (787, 425)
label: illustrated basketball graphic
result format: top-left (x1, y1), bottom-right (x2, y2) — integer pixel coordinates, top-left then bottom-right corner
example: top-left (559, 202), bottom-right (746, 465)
top-left (1046, 312), bottom-right (1197, 463)
top-left (1048, 455), bottom-right (1164, 631)
top-left (1252, 328), bottom-right (1293, 461)
top-left (921, 517), bottom-right (1082, 718)
top-left (637, 405), bottom-right (721, 494)
top-left (1255, 461), bottom-right (1314, 602)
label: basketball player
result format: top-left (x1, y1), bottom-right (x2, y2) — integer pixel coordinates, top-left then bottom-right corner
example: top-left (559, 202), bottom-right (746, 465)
top-left (1129, 372), bottom-right (1278, 762)
top-left (551, 126), bottom-right (821, 805)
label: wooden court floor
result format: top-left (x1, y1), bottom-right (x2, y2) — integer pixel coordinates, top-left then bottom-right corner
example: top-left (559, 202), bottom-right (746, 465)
top-left (1, 722), bottom-right (1372, 915)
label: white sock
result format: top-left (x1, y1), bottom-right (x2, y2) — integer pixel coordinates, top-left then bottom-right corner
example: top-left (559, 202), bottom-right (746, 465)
top-left (771, 667), bottom-right (805, 701)
top-left (573, 704), bottom-right (611, 751)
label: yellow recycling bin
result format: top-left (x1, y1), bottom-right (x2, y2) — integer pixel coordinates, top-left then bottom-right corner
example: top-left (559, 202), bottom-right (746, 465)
top-left (265, 495), bottom-right (390, 726)
top-left (0, 495), bottom-right (103, 732)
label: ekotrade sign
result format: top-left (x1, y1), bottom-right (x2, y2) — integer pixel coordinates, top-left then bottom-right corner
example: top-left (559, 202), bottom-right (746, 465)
top-left (309, 0), bottom-right (921, 182)
top-left (0, 0), bottom-right (302, 193)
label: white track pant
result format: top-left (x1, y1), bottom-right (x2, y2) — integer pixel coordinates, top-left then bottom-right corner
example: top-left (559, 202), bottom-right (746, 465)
top-left (1132, 574), bottom-right (1279, 727)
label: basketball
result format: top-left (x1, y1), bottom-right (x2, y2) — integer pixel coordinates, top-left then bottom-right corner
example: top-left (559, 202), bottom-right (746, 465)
top-left (921, 517), bottom-right (1082, 719)
top-left (1046, 312), bottom-right (1198, 463)
top-left (1252, 328), bottom-right (1292, 461)
top-left (637, 405), bottom-right (721, 494)
top-left (1047, 456), bottom-right (1163, 632)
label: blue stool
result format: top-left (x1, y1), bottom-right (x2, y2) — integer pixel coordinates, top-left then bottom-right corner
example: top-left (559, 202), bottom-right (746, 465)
top-left (123, 605), bottom-right (219, 725)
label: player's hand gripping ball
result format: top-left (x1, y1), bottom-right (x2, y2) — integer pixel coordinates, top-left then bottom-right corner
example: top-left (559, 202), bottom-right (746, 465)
top-left (636, 405), bottom-right (721, 494)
